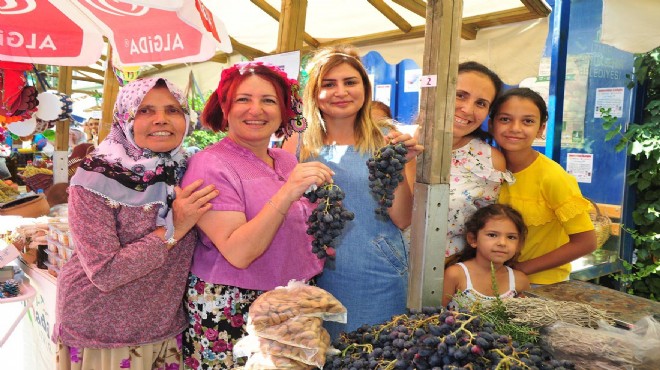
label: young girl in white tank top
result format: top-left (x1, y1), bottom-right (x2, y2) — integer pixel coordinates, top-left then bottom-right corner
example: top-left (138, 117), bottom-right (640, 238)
top-left (442, 204), bottom-right (530, 309)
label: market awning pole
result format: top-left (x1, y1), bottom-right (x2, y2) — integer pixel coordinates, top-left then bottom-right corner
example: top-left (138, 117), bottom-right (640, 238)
top-left (99, 43), bottom-right (119, 143)
top-left (407, 0), bottom-right (462, 310)
top-left (53, 67), bottom-right (72, 184)
top-left (276, 0), bottom-right (307, 53)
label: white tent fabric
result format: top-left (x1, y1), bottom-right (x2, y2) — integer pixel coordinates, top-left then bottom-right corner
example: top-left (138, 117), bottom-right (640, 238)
top-left (153, 18), bottom-right (549, 94)
top-left (371, 18), bottom-right (548, 85)
top-left (601, 0), bottom-right (660, 53)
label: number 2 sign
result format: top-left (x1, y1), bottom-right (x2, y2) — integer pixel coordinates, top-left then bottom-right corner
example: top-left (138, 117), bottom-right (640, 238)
top-left (420, 75), bottom-right (437, 88)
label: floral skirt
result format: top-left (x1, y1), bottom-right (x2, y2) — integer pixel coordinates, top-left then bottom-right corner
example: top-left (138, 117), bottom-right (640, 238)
top-left (56, 334), bottom-right (182, 370)
top-left (182, 273), bottom-right (263, 370)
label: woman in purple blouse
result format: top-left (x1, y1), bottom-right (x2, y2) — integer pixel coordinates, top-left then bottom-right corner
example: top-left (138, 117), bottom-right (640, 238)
top-left (54, 78), bottom-right (217, 370)
top-left (180, 62), bottom-right (333, 369)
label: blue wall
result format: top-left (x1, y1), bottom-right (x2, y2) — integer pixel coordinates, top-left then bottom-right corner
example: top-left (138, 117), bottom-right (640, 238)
top-left (536, 0), bottom-right (634, 205)
top-left (362, 51), bottom-right (420, 125)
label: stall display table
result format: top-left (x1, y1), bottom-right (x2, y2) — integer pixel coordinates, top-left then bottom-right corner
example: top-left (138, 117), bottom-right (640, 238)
top-left (0, 280), bottom-right (36, 347)
top-left (528, 280), bottom-right (660, 328)
top-left (16, 260), bottom-right (58, 370)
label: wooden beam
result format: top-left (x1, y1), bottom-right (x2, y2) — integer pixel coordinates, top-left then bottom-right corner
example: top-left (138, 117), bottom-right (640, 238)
top-left (463, 6), bottom-right (542, 29)
top-left (251, 0), bottom-right (319, 48)
top-left (230, 37), bottom-right (267, 59)
top-left (319, 25), bottom-right (426, 49)
top-left (461, 24), bottom-right (478, 40)
top-left (392, 0), bottom-right (427, 17)
top-left (99, 45), bottom-right (119, 143)
top-left (521, 0), bottom-right (552, 16)
top-left (277, 0), bottom-right (308, 53)
top-left (57, 66), bottom-right (72, 95)
top-left (72, 66), bottom-right (105, 78)
top-left (407, 0), bottom-right (463, 310)
top-left (368, 0), bottom-right (412, 33)
top-left (71, 76), bottom-right (104, 84)
top-left (209, 53), bottom-right (228, 63)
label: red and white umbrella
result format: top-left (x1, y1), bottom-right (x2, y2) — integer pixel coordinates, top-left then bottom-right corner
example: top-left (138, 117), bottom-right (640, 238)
top-left (0, 0), bottom-right (232, 66)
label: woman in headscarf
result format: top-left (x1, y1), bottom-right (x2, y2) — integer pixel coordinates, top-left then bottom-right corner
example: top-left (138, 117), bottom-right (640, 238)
top-left (53, 78), bottom-right (218, 370)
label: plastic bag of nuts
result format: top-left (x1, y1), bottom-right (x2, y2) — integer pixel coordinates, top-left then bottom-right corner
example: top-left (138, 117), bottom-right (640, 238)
top-left (247, 315), bottom-right (324, 350)
top-left (235, 327), bottom-right (332, 368)
top-left (248, 280), bottom-right (347, 331)
top-left (242, 352), bottom-right (313, 370)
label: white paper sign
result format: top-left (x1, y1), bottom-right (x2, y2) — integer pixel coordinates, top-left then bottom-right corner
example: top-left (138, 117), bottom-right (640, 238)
top-left (375, 84), bottom-right (392, 106)
top-left (255, 50), bottom-right (301, 80)
top-left (0, 244), bottom-right (20, 268)
top-left (594, 87), bottom-right (625, 118)
top-left (404, 69), bottom-right (422, 92)
top-left (566, 153), bottom-right (594, 183)
top-left (420, 75), bottom-right (437, 88)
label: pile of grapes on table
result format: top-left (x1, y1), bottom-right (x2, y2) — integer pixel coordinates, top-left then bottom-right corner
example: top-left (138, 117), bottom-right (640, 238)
top-left (324, 307), bottom-right (575, 370)
top-left (367, 142), bottom-right (408, 217)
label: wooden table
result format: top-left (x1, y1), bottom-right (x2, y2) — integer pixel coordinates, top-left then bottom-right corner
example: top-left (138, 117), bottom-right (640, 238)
top-left (528, 280), bottom-right (660, 328)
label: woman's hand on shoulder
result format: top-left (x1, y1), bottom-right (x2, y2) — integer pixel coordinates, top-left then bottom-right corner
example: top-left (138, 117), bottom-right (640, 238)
top-left (281, 162), bottom-right (334, 202)
top-left (172, 179), bottom-right (219, 237)
top-left (491, 146), bottom-right (507, 172)
top-left (385, 131), bottom-right (424, 162)
top-left (513, 269), bottom-right (531, 293)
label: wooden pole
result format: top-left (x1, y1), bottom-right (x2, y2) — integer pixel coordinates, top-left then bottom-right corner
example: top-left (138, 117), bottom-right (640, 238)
top-left (99, 44), bottom-right (119, 143)
top-left (52, 67), bottom-right (73, 184)
top-left (276, 0), bottom-right (307, 53)
top-left (407, 0), bottom-right (463, 310)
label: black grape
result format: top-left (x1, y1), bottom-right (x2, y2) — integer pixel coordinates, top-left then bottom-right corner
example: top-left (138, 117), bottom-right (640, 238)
top-left (303, 183), bottom-right (354, 259)
top-left (367, 142), bottom-right (408, 218)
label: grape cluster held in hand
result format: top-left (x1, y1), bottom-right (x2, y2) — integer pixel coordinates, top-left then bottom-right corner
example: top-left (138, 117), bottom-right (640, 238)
top-left (367, 142), bottom-right (408, 217)
top-left (303, 183), bottom-right (355, 259)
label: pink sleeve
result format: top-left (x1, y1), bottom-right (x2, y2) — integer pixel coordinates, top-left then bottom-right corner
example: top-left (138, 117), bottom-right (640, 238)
top-left (67, 186), bottom-right (168, 292)
top-left (182, 150), bottom-right (245, 213)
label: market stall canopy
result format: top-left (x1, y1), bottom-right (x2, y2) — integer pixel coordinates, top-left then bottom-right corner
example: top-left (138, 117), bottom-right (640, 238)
top-left (601, 0), bottom-right (660, 54)
top-left (0, 0), bottom-right (232, 66)
top-left (144, 0), bottom-right (552, 90)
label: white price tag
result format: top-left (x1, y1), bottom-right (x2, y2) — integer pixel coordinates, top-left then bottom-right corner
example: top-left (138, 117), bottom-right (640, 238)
top-left (0, 245), bottom-right (20, 268)
top-left (420, 75), bottom-right (437, 87)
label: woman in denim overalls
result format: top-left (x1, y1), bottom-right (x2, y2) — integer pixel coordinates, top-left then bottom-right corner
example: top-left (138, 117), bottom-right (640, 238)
top-left (284, 45), bottom-right (423, 339)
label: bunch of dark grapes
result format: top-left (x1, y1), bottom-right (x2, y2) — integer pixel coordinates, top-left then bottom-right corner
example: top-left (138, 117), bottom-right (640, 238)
top-left (303, 183), bottom-right (354, 259)
top-left (324, 307), bottom-right (575, 370)
top-left (367, 142), bottom-right (408, 217)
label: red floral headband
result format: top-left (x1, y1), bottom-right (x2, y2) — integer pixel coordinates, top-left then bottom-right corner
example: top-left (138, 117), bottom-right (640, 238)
top-left (216, 61), bottom-right (306, 137)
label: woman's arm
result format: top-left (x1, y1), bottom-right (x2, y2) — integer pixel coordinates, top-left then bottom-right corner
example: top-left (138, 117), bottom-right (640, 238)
top-left (513, 270), bottom-right (531, 293)
top-left (198, 161), bottom-right (333, 269)
top-left (491, 146), bottom-right (507, 172)
top-left (512, 230), bottom-right (597, 276)
top-left (385, 131), bottom-right (424, 229)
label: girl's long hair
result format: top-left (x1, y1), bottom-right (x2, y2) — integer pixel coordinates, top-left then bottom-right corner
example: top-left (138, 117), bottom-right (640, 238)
top-left (300, 45), bottom-right (391, 160)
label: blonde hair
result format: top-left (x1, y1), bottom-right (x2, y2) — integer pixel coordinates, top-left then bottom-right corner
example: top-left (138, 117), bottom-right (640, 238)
top-left (300, 45), bottom-right (391, 160)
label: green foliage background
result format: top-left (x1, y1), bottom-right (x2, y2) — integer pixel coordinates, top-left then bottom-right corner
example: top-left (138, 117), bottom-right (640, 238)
top-left (602, 47), bottom-right (660, 300)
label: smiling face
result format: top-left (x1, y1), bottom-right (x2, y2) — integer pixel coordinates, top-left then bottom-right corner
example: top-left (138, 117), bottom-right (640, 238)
top-left (490, 96), bottom-right (546, 156)
top-left (226, 75), bottom-right (282, 148)
top-left (317, 62), bottom-right (366, 122)
top-left (468, 216), bottom-right (521, 265)
top-left (132, 86), bottom-right (187, 153)
top-left (453, 71), bottom-right (497, 146)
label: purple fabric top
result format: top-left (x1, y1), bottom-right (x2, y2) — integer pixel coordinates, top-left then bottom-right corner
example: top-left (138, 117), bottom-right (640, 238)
top-left (181, 137), bottom-right (323, 290)
top-left (53, 186), bottom-right (196, 348)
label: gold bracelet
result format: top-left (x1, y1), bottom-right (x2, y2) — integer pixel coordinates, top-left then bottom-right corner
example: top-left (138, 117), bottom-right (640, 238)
top-left (267, 199), bottom-right (286, 216)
